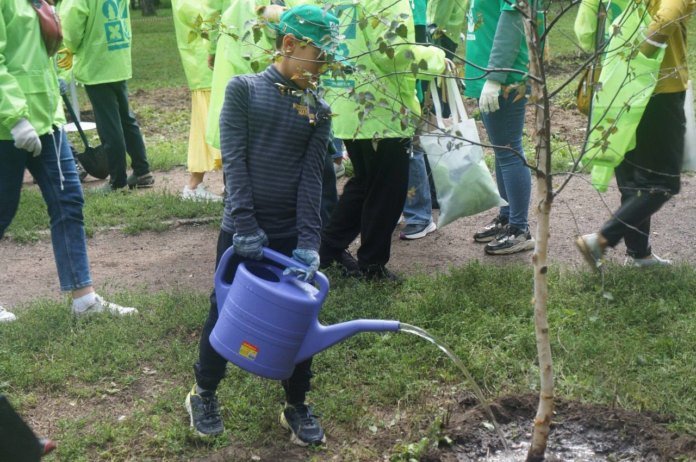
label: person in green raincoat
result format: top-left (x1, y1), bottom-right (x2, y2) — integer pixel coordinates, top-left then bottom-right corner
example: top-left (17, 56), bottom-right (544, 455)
top-left (576, 0), bottom-right (694, 269)
top-left (59, 0), bottom-right (154, 192)
top-left (318, 0), bottom-right (448, 280)
top-left (205, 0), bottom-right (284, 150)
top-left (0, 0), bottom-right (138, 323)
top-left (172, 0), bottom-right (223, 201)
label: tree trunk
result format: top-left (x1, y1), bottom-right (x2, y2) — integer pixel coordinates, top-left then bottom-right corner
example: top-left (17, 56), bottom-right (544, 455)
top-left (141, 0), bottom-right (156, 17)
top-left (520, 2), bottom-right (555, 461)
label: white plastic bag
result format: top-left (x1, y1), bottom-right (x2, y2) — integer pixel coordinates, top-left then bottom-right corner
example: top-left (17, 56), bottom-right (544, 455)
top-left (683, 80), bottom-right (696, 172)
top-left (420, 77), bottom-right (505, 228)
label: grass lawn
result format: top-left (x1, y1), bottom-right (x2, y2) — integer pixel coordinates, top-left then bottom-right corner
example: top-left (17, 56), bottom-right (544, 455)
top-left (1, 265), bottom-right (694, 460)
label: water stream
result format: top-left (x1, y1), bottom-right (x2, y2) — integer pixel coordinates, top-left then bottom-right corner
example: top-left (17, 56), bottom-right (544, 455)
top-left (398, 323), bottom-right (511, 455)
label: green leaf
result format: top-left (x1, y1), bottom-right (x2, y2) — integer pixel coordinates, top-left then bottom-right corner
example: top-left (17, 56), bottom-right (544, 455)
top-left (187, 31), bottom-right (198, 44)
top-left (253, 25), bottom-right (262, 44)
top-left (395, 23), bottom-right (408, 39)
top-left (418, 59), bottom-right (428, 70)
top-left (386, 47), bottom-right (395, 59)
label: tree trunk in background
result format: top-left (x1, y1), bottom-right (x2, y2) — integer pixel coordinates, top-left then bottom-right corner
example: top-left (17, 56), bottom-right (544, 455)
top-left (141, 0), bottom-right (156, 16)
top-left (520, 2), bottom-right (555, 461)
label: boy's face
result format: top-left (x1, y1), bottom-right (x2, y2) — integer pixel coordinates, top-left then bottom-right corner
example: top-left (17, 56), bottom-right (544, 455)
top-left (285, 36), bottom-right (330, 88)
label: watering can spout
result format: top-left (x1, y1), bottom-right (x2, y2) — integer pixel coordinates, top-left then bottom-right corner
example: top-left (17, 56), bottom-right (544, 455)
top-left (295, 319), bottom-right (401, 364)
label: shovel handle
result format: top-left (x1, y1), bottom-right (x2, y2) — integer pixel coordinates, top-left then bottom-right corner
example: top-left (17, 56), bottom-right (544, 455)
top-left (60, 93), bottom-right (91, 149)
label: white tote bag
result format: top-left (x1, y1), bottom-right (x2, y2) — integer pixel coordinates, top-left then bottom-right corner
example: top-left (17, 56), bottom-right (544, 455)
top-left (683, 80), bottom-right (696, 172)
top-left (420, 76), bottom-right (505, 228)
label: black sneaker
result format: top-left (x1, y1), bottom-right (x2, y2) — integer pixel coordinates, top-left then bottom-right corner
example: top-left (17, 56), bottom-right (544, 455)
top-left (127, 172), bottom-right (155, 189)
top-left (185, 385), bottom-right (224, 437)
top-left (473, 215), bottom-right (508, 243)
top-left (485, 226), bottom-right (535, 255)
top-left (360, 264), bottom-right (402, 283)
top-left (280, 403), bottom-right (326, 446)
top-left (319, 247), bottom-right (361, 277)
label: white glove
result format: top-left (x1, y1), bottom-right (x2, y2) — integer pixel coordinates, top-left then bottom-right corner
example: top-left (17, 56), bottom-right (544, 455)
top-left (479, 80), bottom-right (502, 114)
top-left (11, 119), bottom-right (42, 156)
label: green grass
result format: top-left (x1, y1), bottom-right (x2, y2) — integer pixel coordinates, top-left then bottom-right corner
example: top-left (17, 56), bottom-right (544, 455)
top-left (5, 190), bottom-right (222, 242)
top-left (1, 264), bottom-right (694, 460)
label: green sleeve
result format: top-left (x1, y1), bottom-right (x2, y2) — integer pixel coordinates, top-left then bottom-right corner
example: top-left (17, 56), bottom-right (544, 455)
top-left (574, 0), bottom-right (601, 53)
top-left (206, 0), bottom-right (224, 55)
top-left (0, 10), bottom-right (29, 132)
top-left (59, 0), bottom-right (89, 52)
top-left (487, 10), bottom-right (523, 83)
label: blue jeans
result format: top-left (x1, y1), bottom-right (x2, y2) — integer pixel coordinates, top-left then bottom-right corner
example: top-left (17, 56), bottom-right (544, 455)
top-left (403, 148), bottom-right (432, 226)
top-left (0, 128), bottom-right (92, 291)
top-left (480, 91), bottom-right (530, 230)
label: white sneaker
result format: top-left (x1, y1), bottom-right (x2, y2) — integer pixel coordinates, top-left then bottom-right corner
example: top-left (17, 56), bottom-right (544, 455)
top-left (625, 254), bottom-right (672, 268)
top-left (182, 184), bottom-right (223, 202)
top-left (0, 305), bottom-right (17, 323)
top-left (72, 294), bottom-right (138, 317)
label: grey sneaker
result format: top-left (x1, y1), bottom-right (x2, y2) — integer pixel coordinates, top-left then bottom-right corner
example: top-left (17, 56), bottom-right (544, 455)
top-left (127, 172), bottom-right (155, 189)
top-left (72, 294), bottom-right (138, 317)
top-left (0, 306), bottom-right (17, 323)
top-left (625, 253), bottom-right (672, 268)
top-left (185, 384), bottom-right (224, 437)
top-left (474, 215), bottom-right (508, 243)
top-left (485, 226), bottom-right (535, 255)
top-left (280, 403), bottom-right (326, 446)
top-left (399, 221), bottom-right (437, 240)
top-left (575, 233), bottom-right (605, 271)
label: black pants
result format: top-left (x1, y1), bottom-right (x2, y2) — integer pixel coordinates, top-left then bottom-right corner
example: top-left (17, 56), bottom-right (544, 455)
top-left (194, 229), bottom-right (313, 405)
top-left (321, 138), bottom-right (410, 267)
top-left (601, 91), bottom-right (685, 258)
top-left (84, 81), bottom-right (150, 188)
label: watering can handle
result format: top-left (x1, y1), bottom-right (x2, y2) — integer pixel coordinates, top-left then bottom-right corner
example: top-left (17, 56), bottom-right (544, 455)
top-left (262, 247), bottom-right (330, 303)
top-left (213, 245), bottom-right (238, 311)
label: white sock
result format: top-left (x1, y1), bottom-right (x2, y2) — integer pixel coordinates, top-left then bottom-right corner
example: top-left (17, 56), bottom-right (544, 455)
top-left (72, 292), bottom-right (97, 313)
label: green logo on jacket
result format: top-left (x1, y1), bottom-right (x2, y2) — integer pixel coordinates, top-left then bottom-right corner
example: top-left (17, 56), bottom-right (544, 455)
top-left (102, 0), bottom-right (130, 51)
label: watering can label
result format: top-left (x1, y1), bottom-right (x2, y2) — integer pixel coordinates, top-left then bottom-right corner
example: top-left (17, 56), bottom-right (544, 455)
top-left (239, 341), bottom-right (259, 361)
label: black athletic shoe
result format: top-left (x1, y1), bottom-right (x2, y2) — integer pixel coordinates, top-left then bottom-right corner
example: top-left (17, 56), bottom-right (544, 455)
top-left (280, 403), bottom-right (326, 446)
top-left (484, 226), bottom-right (535, 255)
top-left (127, 172), bottom-right (155, 189)
top-left (319, 248), bottom-right (361, 276)
top-left (360, 264), bottom-right (403, 283)
top-left (185, 384), bottom-right (224, 437)
top-left (474, 215), bottom-right (508, 243)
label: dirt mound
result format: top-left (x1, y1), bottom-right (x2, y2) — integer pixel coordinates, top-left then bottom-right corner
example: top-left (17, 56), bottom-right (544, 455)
top-left (427, 394), bottom-right (696, 461)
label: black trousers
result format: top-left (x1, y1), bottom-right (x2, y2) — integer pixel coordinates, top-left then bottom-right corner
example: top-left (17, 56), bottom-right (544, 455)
top-left (84, 81), bottom-right (150, 188)
top-left (194, 229), bottom-right (313, 404)
top-left (321, 138), bottom-right (410, 267)
top-left (601, 91), bottom-right (685, 258)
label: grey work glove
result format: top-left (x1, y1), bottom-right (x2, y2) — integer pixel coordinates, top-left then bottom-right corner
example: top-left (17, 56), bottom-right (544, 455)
top-left (283, 248), bottom-right (320, 282)
top-left (11, 119), bottom-right (42, 157)
top-left (232, 229), bottom-right (268, 260)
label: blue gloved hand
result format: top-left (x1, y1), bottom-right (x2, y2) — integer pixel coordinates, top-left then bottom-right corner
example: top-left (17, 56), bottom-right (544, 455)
top-left (283, 248), bottom-right (320, 282)
top-left (232, 229), bottom-right (268, 260)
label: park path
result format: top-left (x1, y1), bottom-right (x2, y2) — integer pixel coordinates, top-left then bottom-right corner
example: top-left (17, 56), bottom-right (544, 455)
top-left (2, 168), bottom-right (695, 309)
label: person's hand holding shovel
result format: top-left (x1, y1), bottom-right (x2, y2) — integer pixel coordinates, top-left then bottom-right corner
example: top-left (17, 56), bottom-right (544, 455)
top-left (56, 47), bottom-right (73, 70)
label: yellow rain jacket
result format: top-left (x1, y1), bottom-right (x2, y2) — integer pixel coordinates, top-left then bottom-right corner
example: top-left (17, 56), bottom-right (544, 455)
top-left (0, 0), bottom-right (63, 139)
top-left (60, 0), bottom-right (133, 85)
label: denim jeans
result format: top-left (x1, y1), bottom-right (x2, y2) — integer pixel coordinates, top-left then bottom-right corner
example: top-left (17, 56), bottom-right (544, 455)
top-left (0, 128), bottom-right (92, 291)
top-left (480, 91), bottom-right (530, 230)
top-left (403, 148), bottom-right (433, 226)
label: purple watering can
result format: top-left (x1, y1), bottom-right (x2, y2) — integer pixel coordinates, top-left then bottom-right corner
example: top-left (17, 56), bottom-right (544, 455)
top-left (210, 247), bottom-right (400, 380)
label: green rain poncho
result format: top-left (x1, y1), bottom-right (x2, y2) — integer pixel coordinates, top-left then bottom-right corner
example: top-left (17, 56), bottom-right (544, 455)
top-left (172, 0), bottom-right (214, 90)
top-left (320, 0), bottom-right (446, 139)
top-left (0, 0), bottom-right (64, 140)
top-left (205, 0), bottom-right (282, 148)
top-left (581, 2), bottom-right (664, 192)
top-left (60, 0), bottom-right (133, 85)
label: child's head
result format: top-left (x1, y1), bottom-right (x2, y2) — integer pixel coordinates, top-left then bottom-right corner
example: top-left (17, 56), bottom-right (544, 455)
top-left (273, 5), bottom-right (340, 89)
